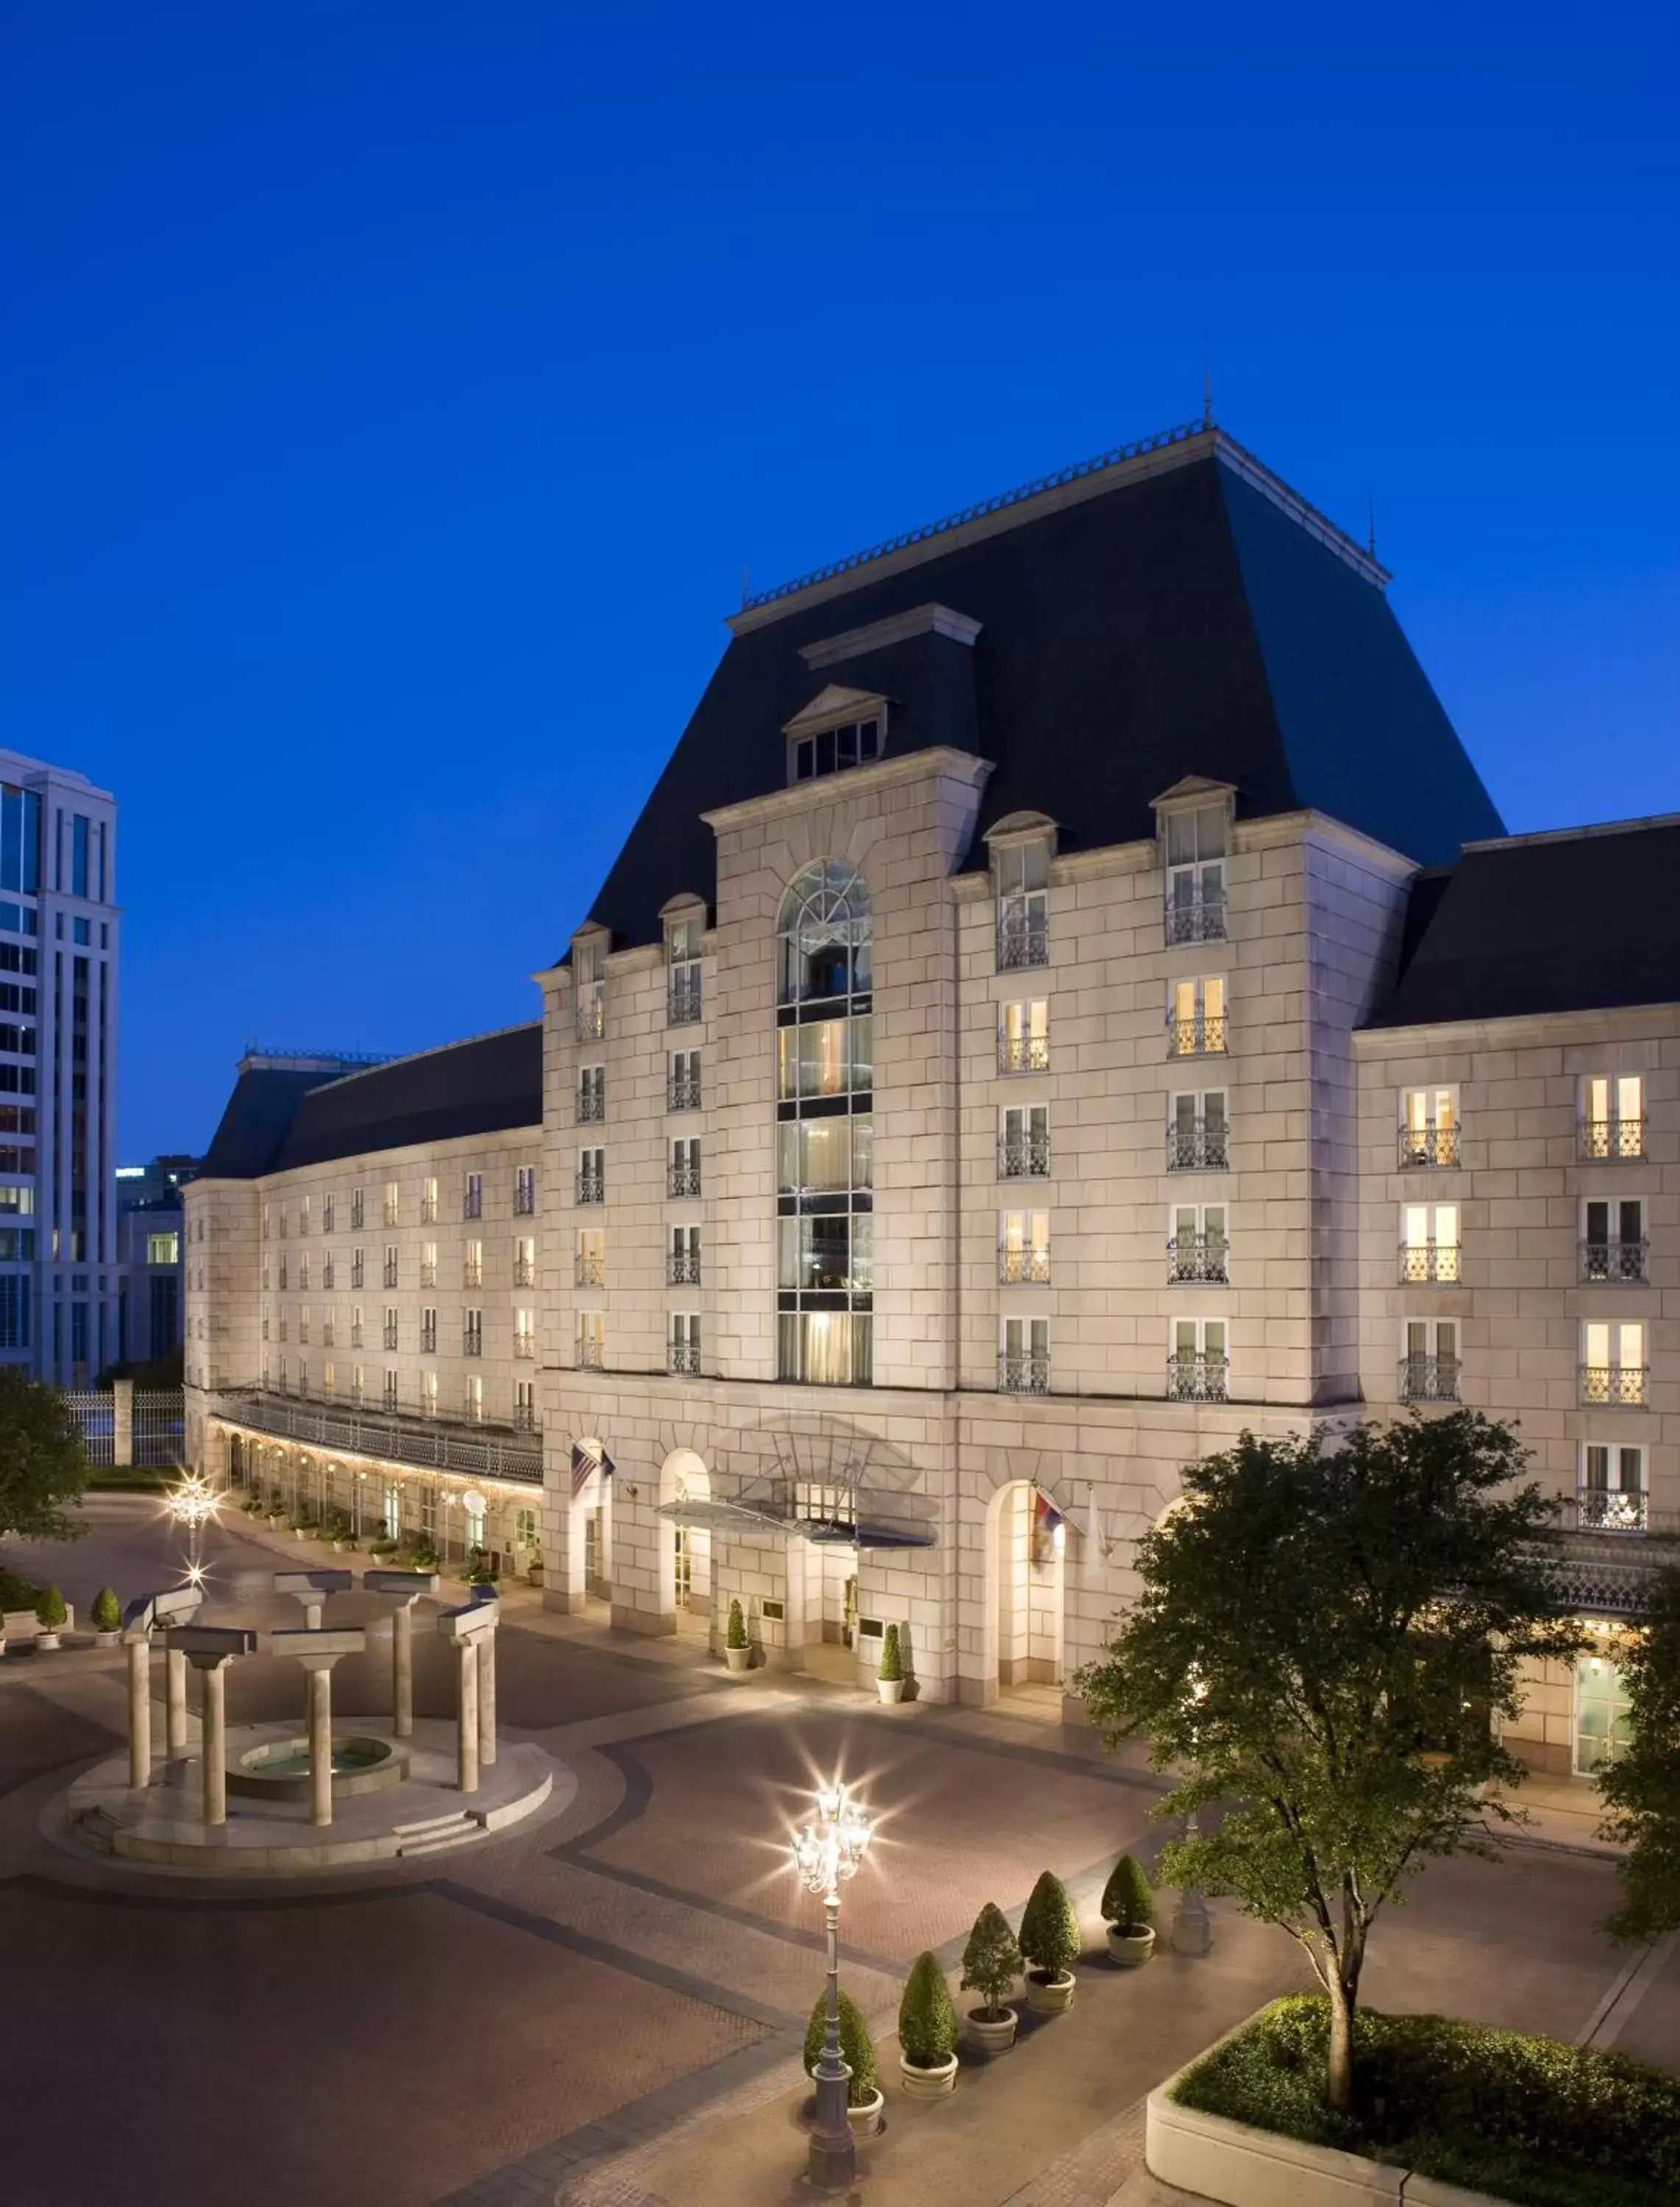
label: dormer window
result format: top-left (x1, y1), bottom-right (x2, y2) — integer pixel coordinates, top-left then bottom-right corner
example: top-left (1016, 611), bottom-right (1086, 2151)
top-left (1155, 781), bottom-right (1234, 945)
top-left (783, 687), bottom-right (888, 786)
top-left (664, 906), bottom-right (703, 1026)
top-left (986, 814), bottom-right (1056, 972)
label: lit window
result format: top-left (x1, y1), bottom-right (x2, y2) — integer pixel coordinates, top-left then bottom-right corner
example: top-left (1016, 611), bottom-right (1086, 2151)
top-left (146, 1232), bottom-right (179, 1265)
top-left (1400, 1204), bottom-right (1459, 1283)
top-left (1400, 1319), bottom-right (1459, 1401)
top-left (1581, 1321), bottom-right (1646, 1407)
top-left (1168, 1317), bottom-right (1228, 1401)
top-left (1168, 976), bottom-right (1226, 1056)
top-left (1161, 803), bottom-right (1228, 944)
top-left (998, 1000), bottom-right (1049, 1074)
top-left (998, 1210), bottom-right (1050, 1284)
top-left (1400, 1087), bottom-right (1459, 1168)
top-left (1581, 1075), bottom-right (1643, 1159)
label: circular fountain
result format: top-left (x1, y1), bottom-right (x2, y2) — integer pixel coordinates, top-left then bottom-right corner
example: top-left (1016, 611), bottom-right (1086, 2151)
top-left (227, 1733), bottom-right (407, 1802)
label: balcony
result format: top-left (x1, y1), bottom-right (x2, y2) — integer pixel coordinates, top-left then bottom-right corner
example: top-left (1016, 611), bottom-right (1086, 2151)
top-left (1168, 1235), bottom-right (1228, 1284)
top-left (577, 1337), bottom-right (604, 1371)
top-left (997, 916), bottom-right (1048, 971)
top-left (1579, 1116), bottom-right (1642, 1161)
top-left (213, 1387), bottom-right (541, 1483)
top-left (1167, 1352), bottom-right (1229, 1402)
top-left (420, 1328), bottom-right (436, 1354)
top-left (1580, 1364), bottom-right (1648, 1407)
top-left (576, 1170), bottom-right (605, 1204)
top-left (997, 1034), bottom-right (1050, 1075)
top-left (669, 1340), bottom-right (700, 1376)
top-left (1400, 1243), bottom-right (1460, 1284)
top-left (574, 1251), bottom-right (605, 1287)
top-left (997, 1247), bottom-right (1051, 1284)
top-left (513, 1334), bottom-right (535, 1361)
top-left (998, 1351), bottom-right (1050, 1395)
top-left (513, 1401), bottom-right (537, 1433)
top-left (1580, 1239), bottom-right (1648, 1284)
top-left (668, 1071), bottom-right (701, 1111)
top-left (668, 1161), bottom-right (702, 1199)
top-left (349, 1325), bottom-right (363, 1349)
top-left (514, 1180), bottom-right (536, 1215)
top-left (419, 1263), bottom-right (436, 1288)
top-left (1164, 892), bottom-right (1227, 946)
top-left (1567, 1488), bottom-right (1666, 1535)
top-left (577, 1090), bottom-right (605, 1124)
top-left (668, 975), bottom-right (702, 1026)
top-left (998, 1134), bottom-right (1050, 1180)
top-left (1167, 1012), bottom-right (1226, 1057)
top-left (668, 1248), bottom-right (701, 1286)
top-left (513, 1257), bottom-right (535, 1288)
top-left (1399, 1354), bottom-right (1461, 1403)
top-left (1399, 1126), bottom-right (1459, 1168)
top-left (463, 1330), bottom-right (483, 1359)
top-left (577, 990), bottom-right (605, 1042)
top-left (1167, 1120), bottom-right (1228, 1171)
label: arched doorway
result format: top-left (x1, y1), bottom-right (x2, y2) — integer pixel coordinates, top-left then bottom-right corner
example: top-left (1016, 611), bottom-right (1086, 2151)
top-left (660, 1448), bottom-right (713, 1641)
top-left (984, 1477), bottom-right (1067, 1721)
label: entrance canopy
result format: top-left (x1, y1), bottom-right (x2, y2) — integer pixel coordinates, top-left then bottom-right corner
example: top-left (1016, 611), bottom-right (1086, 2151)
top-left (657, 1426), bottom-right (937, 1552)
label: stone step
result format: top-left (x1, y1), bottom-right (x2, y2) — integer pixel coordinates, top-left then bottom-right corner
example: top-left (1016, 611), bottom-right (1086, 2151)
top-left (396, 1822), bottom-right (483, 1858)
top-left (391, 1807), bottom-right (477, 1838)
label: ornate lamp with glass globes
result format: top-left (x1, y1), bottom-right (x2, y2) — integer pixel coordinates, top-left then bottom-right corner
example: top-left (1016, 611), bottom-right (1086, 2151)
top-left (165, 1472), bottom-right (220, 1591)
top-left (791, 1779), bottom-right (874, 2189)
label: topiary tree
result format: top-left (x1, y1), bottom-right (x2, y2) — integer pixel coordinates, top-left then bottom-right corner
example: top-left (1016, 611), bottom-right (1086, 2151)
top-left (726, 1598), bottom-right (747, 1649)
top-left (90, 1587), bottom-right (121, 1634)
top-left (1017, 1871), bottom-right (1081, 1980)
top-left (803, 1987), bottom-right (878, 2105)
top-left (959, 1901), bottom-right (1023, 2021)
top-left (1600, 1566), bottom-right (1680, 1942)
top-left (898, 1950), bottom-right (958, 2068)
top-left (1100, 1853), bottom-right (1155, 1936)
top-left (878, 1623), bottom-right (903, 1682)
top-left (35, 1584), bottom-right (68, 1631)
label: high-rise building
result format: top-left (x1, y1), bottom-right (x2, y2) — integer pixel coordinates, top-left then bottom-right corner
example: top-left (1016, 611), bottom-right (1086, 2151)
top-left (0, 747), bottom-right (119, 1384)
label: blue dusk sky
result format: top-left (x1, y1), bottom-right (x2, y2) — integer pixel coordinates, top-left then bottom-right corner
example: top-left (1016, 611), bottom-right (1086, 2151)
top-left (1, 4), bottom-right (1676, 1159)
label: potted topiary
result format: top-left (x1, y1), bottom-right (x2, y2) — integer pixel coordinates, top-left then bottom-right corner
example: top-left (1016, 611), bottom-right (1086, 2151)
top-left (724, 1598), bottom-right (752, 1672)
top-left (465, 1546), bottom-right (499, 1588)
top-left (526, 1549), bottom-right (544, 1588)
top-left (1018, 1869), bottom-right (1081, 2014)
top-left (877, 1623), bottom-right (905, 1704)
top-left (409, 1540), bottom-right (441, 1573)
top-left (1100, 1852), bottom-right (1156, 1967)
top-left (90, 1587), bottom-right (123, 1649)
top-left (35, 1584), bottom-right (68, 1652)
top-left (803, 1988), bottom-right (883, 2140)
top-left (897, 1950), bottom-right (959, 2097)
top-left (959, 1900), bottom-right (1024, 2053)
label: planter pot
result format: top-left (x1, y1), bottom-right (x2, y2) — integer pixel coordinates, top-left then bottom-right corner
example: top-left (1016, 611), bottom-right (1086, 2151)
top-left (94, 1630), bottom-right (121, 1649)
top-left (877, 1677), bottom-right (904, 1705)
top-left (0, 1636), bottom-right (7, 1658)
top-left (964, 2005), bottom-right (1019, 2055)
top-left (899, 2051), bottom-right (958, 2099)
top-left (35, 1631), bottom-right (60, 1652)
top-left (725, 1645), bottom-right (752, 1673)
top-left (1107, 1924), bottom-right (1157, 1969)
top-left (846, 2088), bottom-right (885, 2140)
top-left (527, 1565), bottom-right (544, 1588)
top-left (1025, 1969), bottom-right (1076, 2015)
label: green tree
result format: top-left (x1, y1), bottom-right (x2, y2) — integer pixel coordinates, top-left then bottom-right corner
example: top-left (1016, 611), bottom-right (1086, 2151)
top-left (802, 1988), bottom-right (878, 2105)
top-left (878, 1623), bottom-right (903, 1682)
top-left (959, 1902), bottom-right (1022, 2020)
top-left (1017, 1871), bottom-right (1081, 1978)
top-left (1599, 1567), bottom-right (1680, 1943)
top-left (1100, 1853), bottom-right (1155, 1935)
top-left (897, 1951), bottom-right (958, 2067)
top-left (725, 1598), bottom-right (747, 1649)
top-left (0, 1369), bottom-right (91, 1548)
top-left (1075, 1413), bottom-right (1583, 2114)
top-left (91, 1587), bottom-right (122, 1633)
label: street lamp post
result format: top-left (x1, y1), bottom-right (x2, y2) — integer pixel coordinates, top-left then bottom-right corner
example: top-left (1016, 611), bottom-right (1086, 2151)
top-left (1170, 1665), bottom-right (1212, 1955)
top-left (166, 1474), bottom-right (220, 1591)
top-left (791, 1780), bottom-right (873, 2191)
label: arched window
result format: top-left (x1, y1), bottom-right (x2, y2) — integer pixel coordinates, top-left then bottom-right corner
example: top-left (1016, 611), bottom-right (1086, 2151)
top-left (777, 860), bottom-right (872, 1008)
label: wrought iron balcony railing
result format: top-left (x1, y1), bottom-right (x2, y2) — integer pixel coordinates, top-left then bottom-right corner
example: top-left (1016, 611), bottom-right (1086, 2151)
top-left (577, 1090), bottom-right (605, 1123)
top-left (463, 1188), bottom-right (483, 1220)
top-left (997, 1032), bottom-right (1050, 1074)
top-left (513, 1257), bottom-right (535, 1288)
top-left (577, 992), bottom-right (605, 1042)
top-left (420, 1325), bottom-right (436, 1352)
top-left (668, 1072), bottom-right (701, 1111)
top-left (998, 1351), bottom-right (1050, 1395)
top-left (669, 1340), bottom-right (700, 1376)
top-left (513, 1181), bottom-right (536, 1215)
top-left (1579, 1116), bottom-right (1643, 1161)
top-left (577, 1337), bottom-right (604, 1371)
top-left (997, 1247), bottom-right (1051, 1284)
top-left (668, 975), bottom-right (702, 1026)
top-left (1168, 1235), bottom-right (1228, 1284)
top-left (997, 917), bottom-right (1049, 971)
top-left (1399, 1354), bottom-right (1460, 1403)
top-left (1164, 892), bottom-right (1227, 945)
top-left (574, 1251), bottom-right (605, 1287)
top-left (513, 1402), bottom-right (537, 1433)
top-left (1167, 1121), bottom-right (1228, 1171)
top-left (1167, 1012), bottom-right (1227, 1057)
top-left (668, 1248), bottom-right (701, 1285)
top-left (1580, 1239), bottom-right (1648, 1284)
top-left (462, 1328), bottom-right (483, 1359)
top-left (998, 1134), bottom-right (1050, 1179)
top-left (668, 1162), bottom-right (702, 1198)
top-left (1398, 1125), bottom-right (1459, 1168)
top-left (513, 1334), bottom-right (535, 1361)
top-left (213, 1387), bottom-right (542, 1483)
top-left (1580, 1364), bottom-right (1648, 1407)
top-left (576, 1170), bottom-right (605, 1204)
top-left (1400, 1243), bottom-right (1460, 1284)
top-left (1167, 1353), bottom-right (1230, 1403)
top-left (1570, 1488), bottom-right (1657, 1535)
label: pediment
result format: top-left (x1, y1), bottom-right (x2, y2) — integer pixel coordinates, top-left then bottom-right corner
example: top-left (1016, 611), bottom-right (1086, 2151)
top-left (1150, 775), bottom-right (1236, 808)
top-left (782, 686), bottom-right (888, 739)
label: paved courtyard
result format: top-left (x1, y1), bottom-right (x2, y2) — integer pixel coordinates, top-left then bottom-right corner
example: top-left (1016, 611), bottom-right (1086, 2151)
top-left (0, 1495), bottom-right (1674, 2207)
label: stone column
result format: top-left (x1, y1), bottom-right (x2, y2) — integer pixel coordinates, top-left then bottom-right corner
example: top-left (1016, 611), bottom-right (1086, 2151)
top-left (127, 1638), bottom-right (152, 1787)
top-left (477, 1624), bottom-right (497, 1769)
top-left (307, 1663), bottom-right (333, 1826)
top-left (198, 1657), bottom-right (229, 1827)
top-left (456, 1641), bottom-right (480, 1794)
top-left (165, 1646), bottom-right (190, 1756)
top-left (113, 1376), bottom-right (135, 1470)
top-left (393, 1601), bottom-right (414, 1738)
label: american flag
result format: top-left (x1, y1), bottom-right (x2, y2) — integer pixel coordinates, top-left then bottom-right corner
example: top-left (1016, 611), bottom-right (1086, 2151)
top-left (571, 1443), bottom-right (616, 1496)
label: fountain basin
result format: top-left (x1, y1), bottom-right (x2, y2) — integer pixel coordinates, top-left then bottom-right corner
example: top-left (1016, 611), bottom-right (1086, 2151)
top-left (226, 1734), bottom-right (407, 1802)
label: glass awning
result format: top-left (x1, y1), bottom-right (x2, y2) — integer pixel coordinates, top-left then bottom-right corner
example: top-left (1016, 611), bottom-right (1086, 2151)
top-left (657, 1435), bottom-right (938, 1552)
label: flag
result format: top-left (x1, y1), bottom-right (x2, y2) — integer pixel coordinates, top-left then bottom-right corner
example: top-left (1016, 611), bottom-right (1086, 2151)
top-left (1032, 1489), bottom-right (1064, 1565)
top-left (572, 1443), bottom-right (617, 1496)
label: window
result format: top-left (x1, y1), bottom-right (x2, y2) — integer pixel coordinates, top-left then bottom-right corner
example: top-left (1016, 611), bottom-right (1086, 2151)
top-left (778, 1309), bottom-right (871, 1386)
top-left (382, 1307), bottom-right (398, 1351)
top-left (323, 1196), bottom-right (335, 1234)
top-left (1581, 1074), bottom-right (1643, 1160)
top-left (1168, 1090), bottom-right (1228, 1171)
top-left (1400, 1087), bottom-right (1459, 1168)
top-left (668, 917), bottom-right (702, 1025)
top-left (463, 1240), bottom-right (483, 1289)
top-left (278, 1207), bottom-right (288, 1239)
top-left (1582, 1199), bottom-right (1647, 1283)
top-left (669, 1225), bottom-right (701, 1285)
top-left (578, 1310), bottom-right (605, 1368)
top-left (998, 1209), bottom-right (1050, 1284)
top-left (464, 1373), bottom-right (484, 1423)
top-left (791, 714), bottom-right (882, 783)
top-left (298, 1198), bottom-right (311, 1236)
top-left (420, 1307), bottom-right (437, 1352)
top-left (997, 1000), bottom-right (1049, 1075)
top-left (262, 1311), bottom-right (270, 1342)
top-left (277, 1312), bottom-right (288, 1341)
top-left (296, 1360), bottom-right (308, 1398)
top-left (421, 1177), bottom-right (438, 1223)
top-left (350, 1305), bottom-right (364, 1348)
top-left (994, 840), bottom-right (1049, 970)
top-left (421, 1369), bottom-right (438, 1416)
top-left (670, 1311), bottom-right (701, 1374)
top-left (514, 1165), bottom-right (537, 1214)
top-left (513, 1308), bottom-right (535, 1358)
top-left (351, 1248), bottom-right (365, 1289)
top-left (1168, 975), bottom-right (1226, 1056)
top-left (669, 1048), bottom-right (701, 1110)
top-left (1579, 1443), bottom-right (1645, 1532)
top-left (669, 1138), bottom-right (702, 1198)
top-left (1400, 1204), bottom-right (1459, 1283)
top-left (350, 1187), bottom-right (365, 1229)
top-left (298, 1307), bottom-right (310, 1345)
top-left (463, 1172), bottom-right (483, 1220)
top-left (1168, 1316), bottom-right (1228, 1401)
top-left (999, 1315), bottom-right (1049, 1393)
top-left (577, 1148), bottom-right (605, 1204)
top-left (463, 1308), bottom-right (483, 1357)
top-left (1169, 1204), bottom-right (1228, 1284)
top-left (419, 1242), bottom-right (437, 1287)
top-left (382, 1369), bottom-right (399, 1412)
top-left (383, 1181), bottom-right (400, 1227)
top-left (1162, 803), bottom-right (1228, 944)
top-left (513, 1234), bottom-right (535, 1287)
top-left (1400, 1318), bottom-right (1459, 1402)
top-left (777, 1017), bottom-right (872, 1101)
top-left (576, 1228), bottom-right (605, 1287)
top-left (513, 1382), bottom-right (535, 1432)
top-left (578, 1066), bottom-right (605, 1123)
top-left (352, 1365), bottom-right (365, 1405)
top-left (779, 1214), bottom-right (872, 1293)
top-left (1581, 1321), bottom-right (1646, 1407)
top-left (998, 1104), bottom-right (1049, 1179)
top-left (575, 935), bottom-right (606, 1039)
top-left (147, 1231), bottom-right (178, 1265)
top-left (382, 1245), bottom-right (398, 1288)
top-left (777, 861), bottom-right (872, 1006)
top-left (321, 1312), bottom-right (335, 1347)
top-left (1576, 1652), bottom-right (1633, 1775)
top-left (321, 1363), bottom-right (335, 1399)
top-left (277, 1254), bottom-right (288, 1290)
top-left (297, 1254), bottom-right (310, 1291)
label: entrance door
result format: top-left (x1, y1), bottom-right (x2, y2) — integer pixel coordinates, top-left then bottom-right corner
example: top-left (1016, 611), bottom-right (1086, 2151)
top-left (1575, 1654), bottom-right (1632, 1774)
top-left (673, 1524), bottom-right (692, 1607)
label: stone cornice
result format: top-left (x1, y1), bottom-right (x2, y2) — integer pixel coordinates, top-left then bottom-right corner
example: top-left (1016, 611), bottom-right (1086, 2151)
top-left (700, 746), bottom-right (993, 833)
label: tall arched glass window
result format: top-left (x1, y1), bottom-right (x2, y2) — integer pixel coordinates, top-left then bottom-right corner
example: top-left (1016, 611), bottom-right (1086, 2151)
top-left (775, 861), bottom-right (873, 1385)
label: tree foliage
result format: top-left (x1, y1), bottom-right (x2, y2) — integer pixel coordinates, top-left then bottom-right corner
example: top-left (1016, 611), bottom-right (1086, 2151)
top-left (1598, 1568), bottom-right (1680, 1944)
top-left (1101, 1853), bottom-right (1155, 1933)
top-left (803, 1988), bottom-right (878, 2105)
top-left (91, 1586), bottom-right (121, 1632)
top-left (725, 1598), bottom-right (747, 1649)
top-left (878, 1621), bottom-right (903, 1682)
top-left (1075, 1413), bottom-right (1583, 2111)
top-left (897, 1950), bottom-right (958, 2066)
top-left (959, 1901), bottom-right (1023, 2019)
top-left (1017, 1870), bottom-right (1081, 1977)
top-left (0, 1369), bottom-right (90, 1547)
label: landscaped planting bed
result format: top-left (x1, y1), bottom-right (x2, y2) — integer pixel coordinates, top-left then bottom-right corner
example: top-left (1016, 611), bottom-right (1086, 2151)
top-left (1173, 1995), bottom-right (1680, 2207)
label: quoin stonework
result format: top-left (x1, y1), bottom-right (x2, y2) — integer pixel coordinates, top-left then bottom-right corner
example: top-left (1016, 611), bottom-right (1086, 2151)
top-left (183, 420), bottom-right (1679, 1785)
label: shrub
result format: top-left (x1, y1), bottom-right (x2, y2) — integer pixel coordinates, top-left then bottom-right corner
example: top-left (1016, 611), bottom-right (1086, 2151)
top-left (0, 1565), bottom-right (43, 1611)
top-left (959, 1902), bottom-right (1023, 2021)
top-left (725, 1598), bottom-right (747, 1649)
top-left (1018, 1870), bottom-right (1081, 1978)
top-left (409, 1543), bottom-right (440, 1572)
top-left (1100, 1853), bottom-right (1155, 1934)
top-left (898, 1951), bottom-right (958, 2068)
top-left (803, 1988), bottom-right (878, 2106)
top-left (91, 1586), bottom-right (121, 1633)
top-left (465, 1546), bottom-right (499, 1587)
top-left (878, 1623), bottom-right (903, 1682)
top-left (35, 1583), bottom-right (68, 1630)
